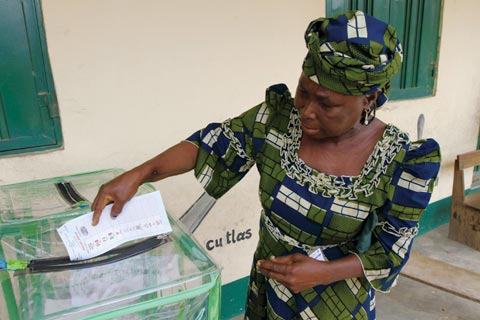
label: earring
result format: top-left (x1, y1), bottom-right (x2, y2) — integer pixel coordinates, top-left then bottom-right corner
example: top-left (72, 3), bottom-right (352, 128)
top-left (360, 106), bottom-right (376, 126)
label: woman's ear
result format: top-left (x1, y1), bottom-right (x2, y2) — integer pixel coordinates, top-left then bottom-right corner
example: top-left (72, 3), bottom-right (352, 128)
top-left (365, 91), bottom-right (381, 108)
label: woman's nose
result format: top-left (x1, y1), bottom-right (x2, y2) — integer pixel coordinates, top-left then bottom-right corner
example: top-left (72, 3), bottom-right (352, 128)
top-left (301, 101), bottom-right (317, 120)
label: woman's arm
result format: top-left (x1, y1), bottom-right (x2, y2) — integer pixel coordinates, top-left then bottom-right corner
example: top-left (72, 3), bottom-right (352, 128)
top-left (91, 141), bottom-right (198, 225)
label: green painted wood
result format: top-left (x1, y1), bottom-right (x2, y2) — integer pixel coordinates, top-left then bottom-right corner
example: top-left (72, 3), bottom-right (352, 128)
top-left (372, 0), bottom-right (390, 22)
top-left (326, 0), bottom-right (442, 101)
top-left (389, 0), bottom-right (407, 91)
top-left (0, 0), bottom-right (62, 156)
top-left (416, 0), bottom-right (442, 93)
top-left (389, 86), bottom-right (433, 100)
top-left (417, 196), bottom-right (451, 236)
top-left (326, 0), bottom-right (350, 17)
top-left (221, 277), bottom-right (249, 319)
top-left (403, 0), bottom-right (420, 88)
top-left (0, 93), bottom-right (10, 139)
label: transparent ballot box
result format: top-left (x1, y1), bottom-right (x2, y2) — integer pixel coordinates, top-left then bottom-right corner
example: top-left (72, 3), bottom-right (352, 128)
top-left (0, 170), bottom-right (221, 320)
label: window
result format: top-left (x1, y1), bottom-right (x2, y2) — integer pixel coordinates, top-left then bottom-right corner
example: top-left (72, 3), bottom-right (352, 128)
top-left (326, 0), bottom-right (442, 100)
top-left (0, 0), bottom-right (62, 157)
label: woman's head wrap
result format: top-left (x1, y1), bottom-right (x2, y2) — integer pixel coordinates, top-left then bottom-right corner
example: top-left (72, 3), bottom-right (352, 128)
top-left (302, 11), bottom-right (403, 107)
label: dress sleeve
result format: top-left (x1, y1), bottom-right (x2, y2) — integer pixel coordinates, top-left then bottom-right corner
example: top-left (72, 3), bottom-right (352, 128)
top-left (185, 103), bottom-right (268, 199)
top-left (185, 84), bottom-right (290, 199)
top-left (354, 138), bottom-right (441, 292)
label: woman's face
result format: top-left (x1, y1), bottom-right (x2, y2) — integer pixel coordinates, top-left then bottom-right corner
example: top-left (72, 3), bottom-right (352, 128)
top-left (294, 73), bottom-right (375, 140)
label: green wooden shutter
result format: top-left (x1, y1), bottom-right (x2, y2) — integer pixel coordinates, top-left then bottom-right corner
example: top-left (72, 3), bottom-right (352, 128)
top-left (0, 0), bottom-right (62, 156)
top-left (326, 0), bottom-right (442, 100)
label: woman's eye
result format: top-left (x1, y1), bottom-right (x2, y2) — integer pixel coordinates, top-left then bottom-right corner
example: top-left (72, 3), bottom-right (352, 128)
top-left (321, 105), bottom-right (331, 110)
top-left (322, 102), bottom-right (340, 109)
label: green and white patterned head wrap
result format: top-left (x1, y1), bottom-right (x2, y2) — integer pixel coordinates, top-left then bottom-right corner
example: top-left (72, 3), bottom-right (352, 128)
top-left (302, 11), bottom-right (403, 107)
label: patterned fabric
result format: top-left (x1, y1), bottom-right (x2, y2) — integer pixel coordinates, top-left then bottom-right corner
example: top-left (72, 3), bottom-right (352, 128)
top-left (302, 11), bottom-right (403, 107)
top-left (186, 84), bottom-right (441, 319)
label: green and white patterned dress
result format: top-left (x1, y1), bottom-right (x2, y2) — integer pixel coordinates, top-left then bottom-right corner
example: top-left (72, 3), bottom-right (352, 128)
top-left (187, 84), bottom-right (441, 319)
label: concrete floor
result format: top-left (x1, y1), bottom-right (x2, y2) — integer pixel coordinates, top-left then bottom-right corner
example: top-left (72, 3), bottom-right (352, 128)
top-left (412, 224), bottom-right (480, 274)
top-left (231, 224), bottom-right (480, 319)
top-left (376, 276), bottom-right (480, 320)
top-left (376, 224), bottom-right (480, 320)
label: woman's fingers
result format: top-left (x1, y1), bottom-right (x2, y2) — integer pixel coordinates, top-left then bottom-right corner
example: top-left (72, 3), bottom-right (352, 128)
top-left (92, 194), bottom-right (111, 226)
top-left (257, 254), bottom-right (324, 293)
top-left (91, 193), bottom-right (129, 225)
top-left (111, 201), bottom-right (126, 217)
top-left (91, 175), bottom-right (135, 225)
top-left (257, 258), bottom-right (289, 276)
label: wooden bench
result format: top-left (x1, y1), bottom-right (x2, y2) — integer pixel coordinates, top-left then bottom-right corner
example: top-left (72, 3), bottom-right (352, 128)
top-left (449, 150), bottom-right (480, 250)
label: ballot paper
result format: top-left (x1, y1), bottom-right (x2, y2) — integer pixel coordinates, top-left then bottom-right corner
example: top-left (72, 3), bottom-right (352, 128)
top-left (309, 247), bottom-right (328, 261)
top-left (57, 191), bottom-right (172, 261)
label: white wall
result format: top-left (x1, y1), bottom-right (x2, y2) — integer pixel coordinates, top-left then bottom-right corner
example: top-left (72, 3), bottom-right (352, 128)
top-left (1, 0), bottom-right (480, 283)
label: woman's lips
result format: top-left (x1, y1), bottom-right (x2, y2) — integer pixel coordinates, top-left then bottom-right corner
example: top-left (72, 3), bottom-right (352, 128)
top-left (301, 122), bottom-right (321, 135)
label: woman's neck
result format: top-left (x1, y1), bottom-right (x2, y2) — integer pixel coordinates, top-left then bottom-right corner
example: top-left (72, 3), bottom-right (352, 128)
top-left (299, 119), bottom-right (387, 176)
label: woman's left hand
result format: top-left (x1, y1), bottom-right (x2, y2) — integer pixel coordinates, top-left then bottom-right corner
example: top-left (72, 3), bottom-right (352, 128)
top-left (257, 253), bottom-right (332, 293)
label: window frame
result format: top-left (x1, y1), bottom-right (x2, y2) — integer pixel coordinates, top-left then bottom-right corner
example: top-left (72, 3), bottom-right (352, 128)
top-left (0, 0), bottom-right (62, 157)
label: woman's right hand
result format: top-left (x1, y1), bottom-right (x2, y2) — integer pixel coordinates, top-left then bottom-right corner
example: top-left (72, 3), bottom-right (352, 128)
top-left (91, 170), bottom-right (143, 226)
top-left (90, 141), bottom-right (199, 226)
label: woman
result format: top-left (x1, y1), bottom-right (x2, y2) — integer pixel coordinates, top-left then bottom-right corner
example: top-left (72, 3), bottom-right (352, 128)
top-left (92, 11), bottom-right (441, 319)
